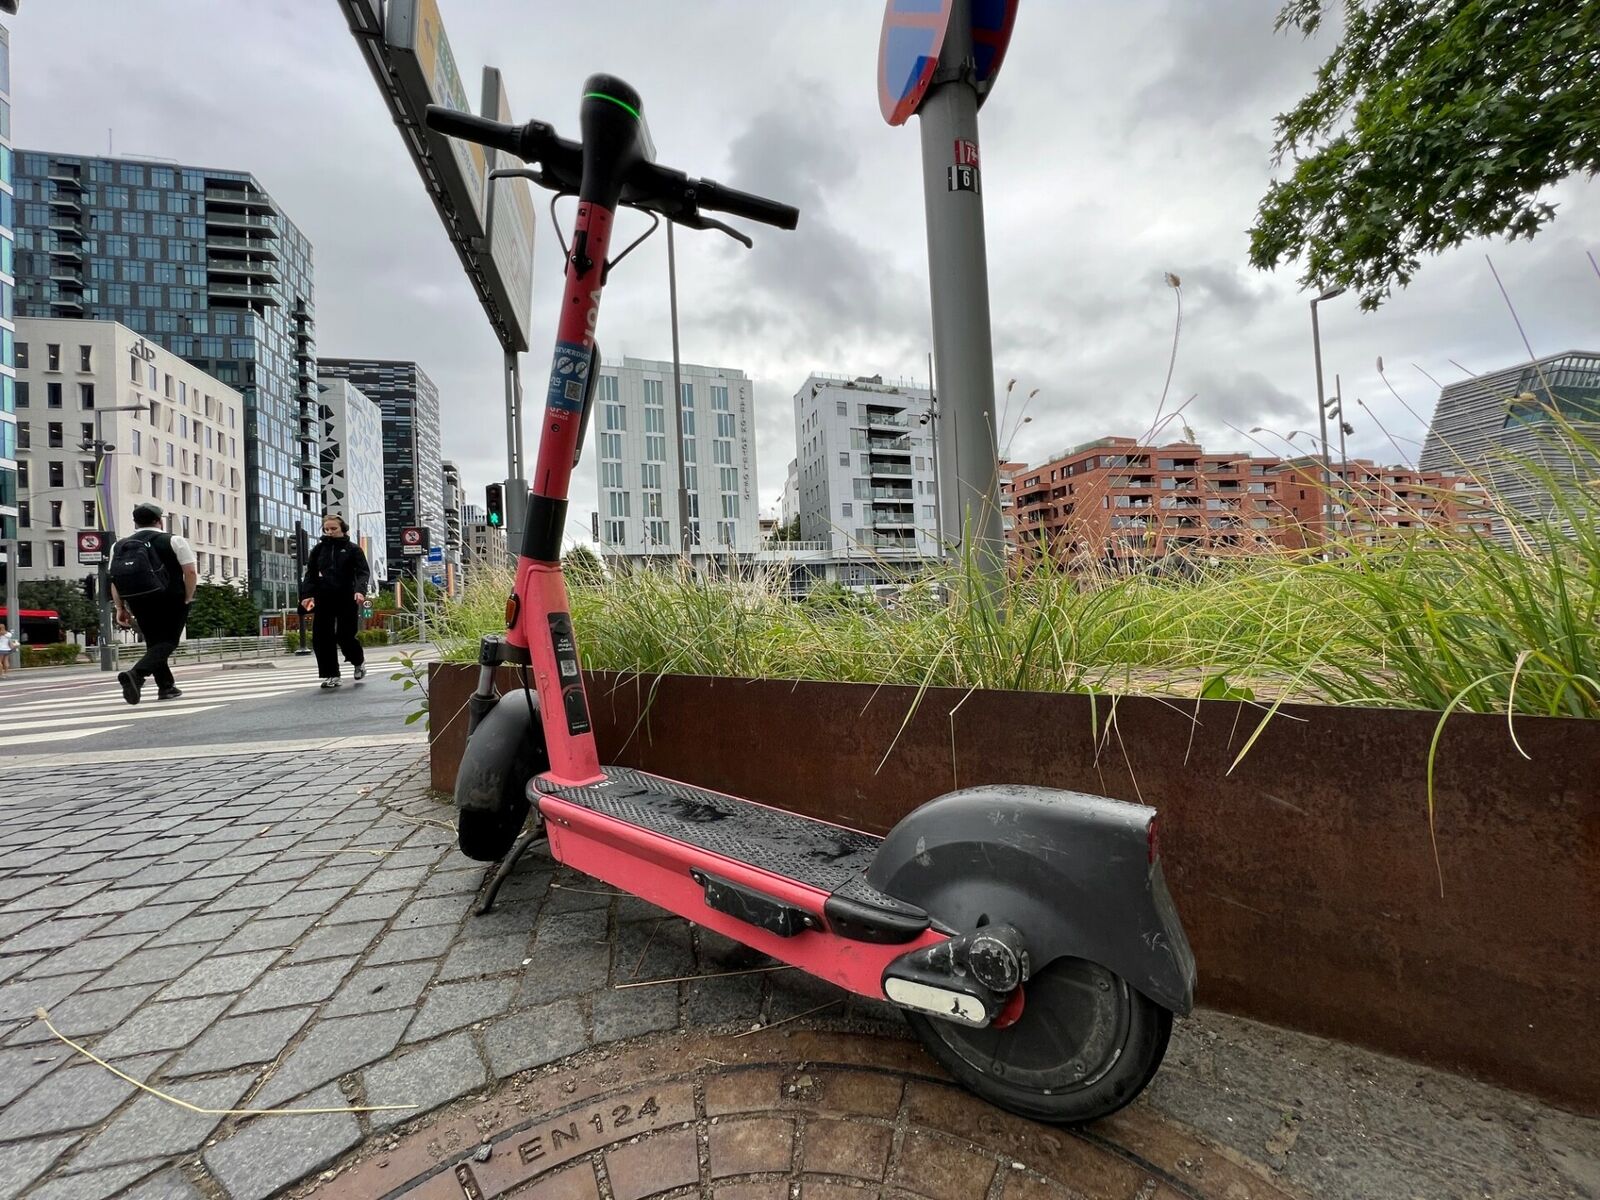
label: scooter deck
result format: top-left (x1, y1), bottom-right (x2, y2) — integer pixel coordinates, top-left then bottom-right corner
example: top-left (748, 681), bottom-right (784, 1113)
top-left (534, 767), bottom-right (927, 937)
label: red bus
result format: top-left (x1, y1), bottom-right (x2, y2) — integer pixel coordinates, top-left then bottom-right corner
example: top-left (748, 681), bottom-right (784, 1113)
top-left (0, 609), bottom-right (67, 645)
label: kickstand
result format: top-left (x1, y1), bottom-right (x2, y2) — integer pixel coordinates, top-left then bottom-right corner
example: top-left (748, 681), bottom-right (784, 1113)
top-left (477, 830), bottom-right (549, 915)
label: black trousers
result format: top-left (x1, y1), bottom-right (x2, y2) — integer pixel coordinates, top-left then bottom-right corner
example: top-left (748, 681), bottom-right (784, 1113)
top-left (312, 594), bottom-right (365, 678)
top-left (128, 596), bottom-right (188, 691)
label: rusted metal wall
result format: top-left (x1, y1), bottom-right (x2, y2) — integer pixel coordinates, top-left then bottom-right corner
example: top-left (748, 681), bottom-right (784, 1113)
top-left (430, 666), bottom-right (1600, 1113)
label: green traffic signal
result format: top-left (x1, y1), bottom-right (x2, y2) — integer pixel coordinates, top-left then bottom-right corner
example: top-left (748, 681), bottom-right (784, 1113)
top-left (488, 512), bottom-right (502, 527)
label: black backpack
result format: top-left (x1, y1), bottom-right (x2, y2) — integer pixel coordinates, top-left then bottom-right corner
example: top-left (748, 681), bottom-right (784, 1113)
top-left (108, 530), bottom-right (172, 599)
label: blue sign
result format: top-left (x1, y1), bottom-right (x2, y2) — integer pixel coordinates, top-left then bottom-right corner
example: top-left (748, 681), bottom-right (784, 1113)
top-left (430, 573), bottom-right (443, 586)
top-left (877, 0), bottom-right (1017, 126)
top-left (427, 546), bottom-right (444, 564)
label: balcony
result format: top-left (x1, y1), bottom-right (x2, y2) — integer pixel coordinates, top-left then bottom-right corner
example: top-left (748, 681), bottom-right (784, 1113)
top-left (204, 187), bottom-right (274, 210)
top-left (48, 263), bottom-right (83, 283)
top-left (46, 168), bottom-right (84, 189)
top-left (867, 460), bottom-right (912, 478)
top-left (50, 295), bottom-right (85, 313)
top-left (204, 211), bottom-right (277, 235)
top-left (870, 515), bottom-right (916, 529)
top-left (46, 194), bottom-right (82, 214)
top-left (865, 410), bottom-right (909, 431)
top-left (205, 235), bottom-right (279, 259)
top-left (869, 486), bottom-right (912, 501)
top-left (206, 257), bottom-right (279, 281)
top-left (867, 434), bottom-right (912, 454)
top-left (206, 279), bottom-right (279, 306)
top-left (47, 214), bottom-right (83, 234)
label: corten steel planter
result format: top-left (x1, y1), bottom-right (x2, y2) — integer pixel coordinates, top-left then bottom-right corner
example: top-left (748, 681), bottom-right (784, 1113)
top-left (429, 663), bottom-right (1600, 1113)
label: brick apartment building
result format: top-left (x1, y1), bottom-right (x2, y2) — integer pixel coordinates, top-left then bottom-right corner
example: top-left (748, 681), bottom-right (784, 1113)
top-left (1003, 437), bottom-right (1492, 567)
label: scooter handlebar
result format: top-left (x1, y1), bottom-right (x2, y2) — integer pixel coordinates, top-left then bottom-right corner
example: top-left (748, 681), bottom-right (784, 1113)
top-left (693, 179), bottom-right (800, 230)
top-left (423, 106), bottom-right (567, 166)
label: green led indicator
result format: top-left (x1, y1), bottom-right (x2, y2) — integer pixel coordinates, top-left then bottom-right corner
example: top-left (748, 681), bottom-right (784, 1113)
top-left (584, 92), bottom-right (641, 121)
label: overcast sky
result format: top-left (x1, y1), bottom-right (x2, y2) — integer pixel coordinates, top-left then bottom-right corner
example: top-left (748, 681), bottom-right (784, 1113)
top-left (13, 2), bottom-right (1600, 542)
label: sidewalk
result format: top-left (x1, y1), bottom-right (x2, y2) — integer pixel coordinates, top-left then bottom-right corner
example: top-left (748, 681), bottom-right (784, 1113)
top-left (0, 746), bottom-right (1593, 1199)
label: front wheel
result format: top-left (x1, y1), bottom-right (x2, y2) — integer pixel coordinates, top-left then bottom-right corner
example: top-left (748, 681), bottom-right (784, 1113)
top-left (904, 957), bottom-right (1172, 1125)
top-left (457, 798), bottom-right (531, 863)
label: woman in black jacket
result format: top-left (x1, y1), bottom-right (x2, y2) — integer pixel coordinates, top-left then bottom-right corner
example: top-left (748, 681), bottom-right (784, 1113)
top-left (299, 514), bottom-right (372, 689)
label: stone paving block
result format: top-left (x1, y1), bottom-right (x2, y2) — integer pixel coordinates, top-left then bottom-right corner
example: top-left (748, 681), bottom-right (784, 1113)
top-left (2, 984), bottom-right (157, 1048)
top-left (404, 978), bottom-right (516, 1044)
top-left (153, 876), bottom-right (235, 904)
top-left (483, 998), bottom-right (588, 1079)
top-left (378, 846), bottom-right (451, 871)
top-left (0, 1043), bottom-right (70, 1107)
top-left (363, 1031), bottom-right (488, 1131)
top-left (392, 894), bottom-right (474, 929)
top-left (203, 1083), bottom-right (361, 1200)
top-left (69, 1071), bottom-right (257, 1171)
top-left (438, 933), bottom-right (533, 981)
top-left (414, 867), bottom-right (484, 899)
top-left (85, 942), bottom-right (212, 993)
top-left (532, 907), bottom-right (609, 952)
top-left (231, 955), bottom-right (357, 1015)
top-left (240, 856), bottom-right (325, 885)
top-left (200, 878), bottom-right (301, 914)
top-left (85, 902), bottom-right (201, 939)
top-left (611, 917), bottom-right (695, 982)
top-left (190, 852), bottom-right (278, 880)
top-left (0, 915), bottom-right (113, 954)
top-left (24, 1161), bottom-right (157, 1200)
top-left (354, 864), bottom-right (430, 895)
top-left (58, 886), bottom-right (168, 919)
top-left (364, 923), bottom-right (457, 966)
top-left (592, 980), bottom-right (679, 1045)
top-left (168, 1006), bottom-right (315, 1077)
top-left (458, 899), bottom-right (539, 943)
top-left (0, 910), bottom-right (41, 940)
top-left (114, 1168), bottom-right (207, 1200)
top-left (0, 1053), bottom-right (165, 1140)
top-left (111, 862), bottom-right (200, 889)
top-left (0, 877), bottom-right (43, 904)
top-left (284, 920), bottom-right (386, 965)
top-left (518, 943), bottom-right (608, 1006)
top-left (92, 994), bottom-right (231, 1058)
top-left (143, 909), bottom-right (253, 949)
top-left (157, 949), bottom-right (281, 1000)
top-left (0, 1133), bottom-right (77, 1200)
top-left (212, 912), bottom-right (319, 955)
top-left (320, 961), bottom-right (435, 1018)
top-left (16, 852), bottom-right (105, 876)
top-left (0, 971), bottom-right (96, 1024)
top-left (248, 1008), bottom-right (411, 1109)
top-left (0, 881), bottom-right (102, 912)
top-left (322, 890), bottom-right (410, 926)
top-left (16, 933), bottom-right (153, 979)
top-left (543, 880), bottom-right (616, 914)
top-left (310, 863), bottom-right (382, 892)
top-left (684, 972), bottom-right (766, 1028)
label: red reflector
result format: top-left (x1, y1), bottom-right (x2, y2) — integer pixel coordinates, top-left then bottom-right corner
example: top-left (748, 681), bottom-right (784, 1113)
top-left (1147, 816), bottom-right (1161, 864)
top-left (504, 593), bottom-right (520, 629)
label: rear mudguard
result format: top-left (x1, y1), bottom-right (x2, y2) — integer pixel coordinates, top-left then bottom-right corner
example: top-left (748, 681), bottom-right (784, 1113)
top-left (452, 691), bottom-right (548, 814)
top-left (867, 786), bottom-right (1195, 1014)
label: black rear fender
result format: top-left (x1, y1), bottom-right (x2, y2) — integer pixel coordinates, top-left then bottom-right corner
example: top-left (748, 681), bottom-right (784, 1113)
top-left (453, 691), bottom-right (548, 814)
top-left (867, 786), bottom-right (1195, 1014)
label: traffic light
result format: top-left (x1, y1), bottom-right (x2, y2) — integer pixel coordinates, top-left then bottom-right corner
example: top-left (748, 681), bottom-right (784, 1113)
top-left (83, 575), bottom-right (96, 602)
top-left (485, 483), bottom-right (505, 528)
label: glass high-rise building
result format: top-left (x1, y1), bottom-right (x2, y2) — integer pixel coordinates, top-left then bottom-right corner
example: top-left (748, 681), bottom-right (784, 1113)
top-left (0, 21), bottom-right (18, 626)
top-left (315, 358), bottom-right (443, 582)
top-left (12, 150), bottom-right (316, 608)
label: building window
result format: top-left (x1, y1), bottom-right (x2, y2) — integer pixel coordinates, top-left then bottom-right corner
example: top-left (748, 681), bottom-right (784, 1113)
top-left (839, 452), bottom-right (849, 466)
top-left (14, 422), bottom-right (26, 450)
top-left (711, 386), bottom-right (729, 411)
top-left (130, 354), bottom-right (141, 382)
top-left (83, 500), bottom-right (97, 527)
top-left (14, 381), bottom-right (26, 409)
top-left (607, 492), bottom-right (631, 518)
top-left (836, 401), bottom-right (847, 416)
top-left (714, 441), bottom-right (732, 465)
top-left (47, 421), bottom-right (62, 448)
top-left (603, 403), bottom-right (625, 431)
top-left (598, 432), bottom-right (622, 460)
top-left (49, 500), bottom-right (62, 526)
top-left (80, 422), bottom-right (93, 444)
top-left (842, 502), bottom-right (853, 518)
top-left (716, 413), bottom-right (735, 438)
top-left (644, 406), bottom-right (664, 434)
top-left (17, 501), bottom-right (28, 528)
top-left (642, 378), bottom-right (663, 405)
top-left (50, 540), bottom-right (66, 568)
top-left (15, 342), bottom-right (26, 369)
top-left (603, 519), bottom-right (626, 544)
top-left (80, 383), bottom-right (95, 409)
top-left (15, 542), bottom-right (30, 567)
top-left (721, 495), bottom-right (740, 519)
top-left (46, 382), bottom-right (62, 408)
top-left (46, 344), bottom-right (60, 371)
top-left (641, 463), bottom-right (661, 490)
top-left (601, 461), bottom-right (622, 488)
top-left (645, 435), bottom-right (665, 461)
top-left (81, 461), bottom-right (95, 486)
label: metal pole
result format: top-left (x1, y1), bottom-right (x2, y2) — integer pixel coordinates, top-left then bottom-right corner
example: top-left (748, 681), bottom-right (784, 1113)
top-left (926, 352), bottom-right (944, 561)
top-left (293, 520), bottom-right (311, 655)
top-left (667, 221), bottom-right (692, 559)
top-left (1334, 374), bottom-right (1351, 536)
top-left (94, 410), bottom-right (115, 671)
top-left (416, 558), bottom-right (428, 644)
top-left (2, 538), bottom-right (18, 672)
top-left (1310, 291), bottom-right (1340, 554)
top-left (917, 0), bottom-right (1004, 593)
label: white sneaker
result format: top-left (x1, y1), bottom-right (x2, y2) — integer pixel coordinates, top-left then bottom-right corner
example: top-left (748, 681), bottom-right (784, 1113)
top-left (320, 677), bottom-right (341, 690)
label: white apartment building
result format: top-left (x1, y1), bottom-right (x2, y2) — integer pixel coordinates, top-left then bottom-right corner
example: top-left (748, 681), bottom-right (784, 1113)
top-left (14, 318), bottom-right (246, 582)
top-left (593, 356), bottom-right (760, 561)
top-left (466, 521), bottom-right (512, 574)
top-left (793, 373), bottom-right (942, 568)
top-left (317, 375), bottom-right (388, 587)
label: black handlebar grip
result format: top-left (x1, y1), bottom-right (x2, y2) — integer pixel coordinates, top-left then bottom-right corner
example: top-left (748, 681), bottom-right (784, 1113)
top-left (694, 180), bottom-right (800, 230)
top-left (424, 105), bottom-right (528, 161)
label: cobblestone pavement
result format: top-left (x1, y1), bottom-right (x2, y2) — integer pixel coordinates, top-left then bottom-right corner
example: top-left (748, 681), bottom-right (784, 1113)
top-left (0, 746), bottom-right (1594, 1200)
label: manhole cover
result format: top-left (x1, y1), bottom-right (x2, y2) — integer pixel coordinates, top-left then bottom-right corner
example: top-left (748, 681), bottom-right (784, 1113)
top-left (306, 1029), bottom-right (1298, 1200)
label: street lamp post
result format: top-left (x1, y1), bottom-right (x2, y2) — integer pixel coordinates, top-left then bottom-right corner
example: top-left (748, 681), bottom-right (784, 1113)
top-left (79, 402), bottom-right (148, 671)
top-left (1310, 286), bottom-right (1345, 552)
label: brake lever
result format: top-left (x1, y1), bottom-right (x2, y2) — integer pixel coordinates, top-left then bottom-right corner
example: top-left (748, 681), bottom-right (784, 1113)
top-left (675, 212), bottom-right (754, 249)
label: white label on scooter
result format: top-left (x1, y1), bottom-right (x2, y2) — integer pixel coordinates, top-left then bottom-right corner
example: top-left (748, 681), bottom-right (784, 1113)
top-left (884, 978), bottom-right (988, 1026)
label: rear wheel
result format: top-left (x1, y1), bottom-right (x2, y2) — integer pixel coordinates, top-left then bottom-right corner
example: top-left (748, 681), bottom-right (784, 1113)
top-left (905, 957), bottom-right (1171, 1125)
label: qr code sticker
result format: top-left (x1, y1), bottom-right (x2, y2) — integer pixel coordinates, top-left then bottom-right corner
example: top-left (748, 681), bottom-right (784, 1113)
top-left (564, 380), bottom-right (584, 401)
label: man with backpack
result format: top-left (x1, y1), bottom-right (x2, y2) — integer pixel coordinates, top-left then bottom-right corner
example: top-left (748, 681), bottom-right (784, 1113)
top-left (109, 502), bottom-right (198, 704)
top-left (299, 513), bottom-right (372, 690)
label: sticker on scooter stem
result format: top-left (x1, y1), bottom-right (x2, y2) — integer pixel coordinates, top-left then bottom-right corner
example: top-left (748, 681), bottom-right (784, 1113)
top-left (545, 340), bottom-right (591, 414)
top-left (548, 611), bottom-right (592, 734)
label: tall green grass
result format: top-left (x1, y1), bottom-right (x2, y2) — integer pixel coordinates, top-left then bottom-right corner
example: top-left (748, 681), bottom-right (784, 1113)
top-left (437, 411), bottom-right (1599, 720)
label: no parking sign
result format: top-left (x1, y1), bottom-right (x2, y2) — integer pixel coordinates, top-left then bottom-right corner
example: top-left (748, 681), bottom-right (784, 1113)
top-left (77, 531), bottom-right (107, 566)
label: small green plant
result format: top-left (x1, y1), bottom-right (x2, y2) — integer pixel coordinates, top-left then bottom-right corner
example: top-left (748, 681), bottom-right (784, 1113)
top-left (391, 651), bottom-right (430, 729)
top-left (357, 628), bottom-right (390, 647)
top-left (21, 643), bottom-right (84, 667)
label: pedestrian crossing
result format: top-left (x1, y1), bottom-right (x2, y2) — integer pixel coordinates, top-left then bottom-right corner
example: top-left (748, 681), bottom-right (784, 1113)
top-left (0, 663), bottom-right (348, 749)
